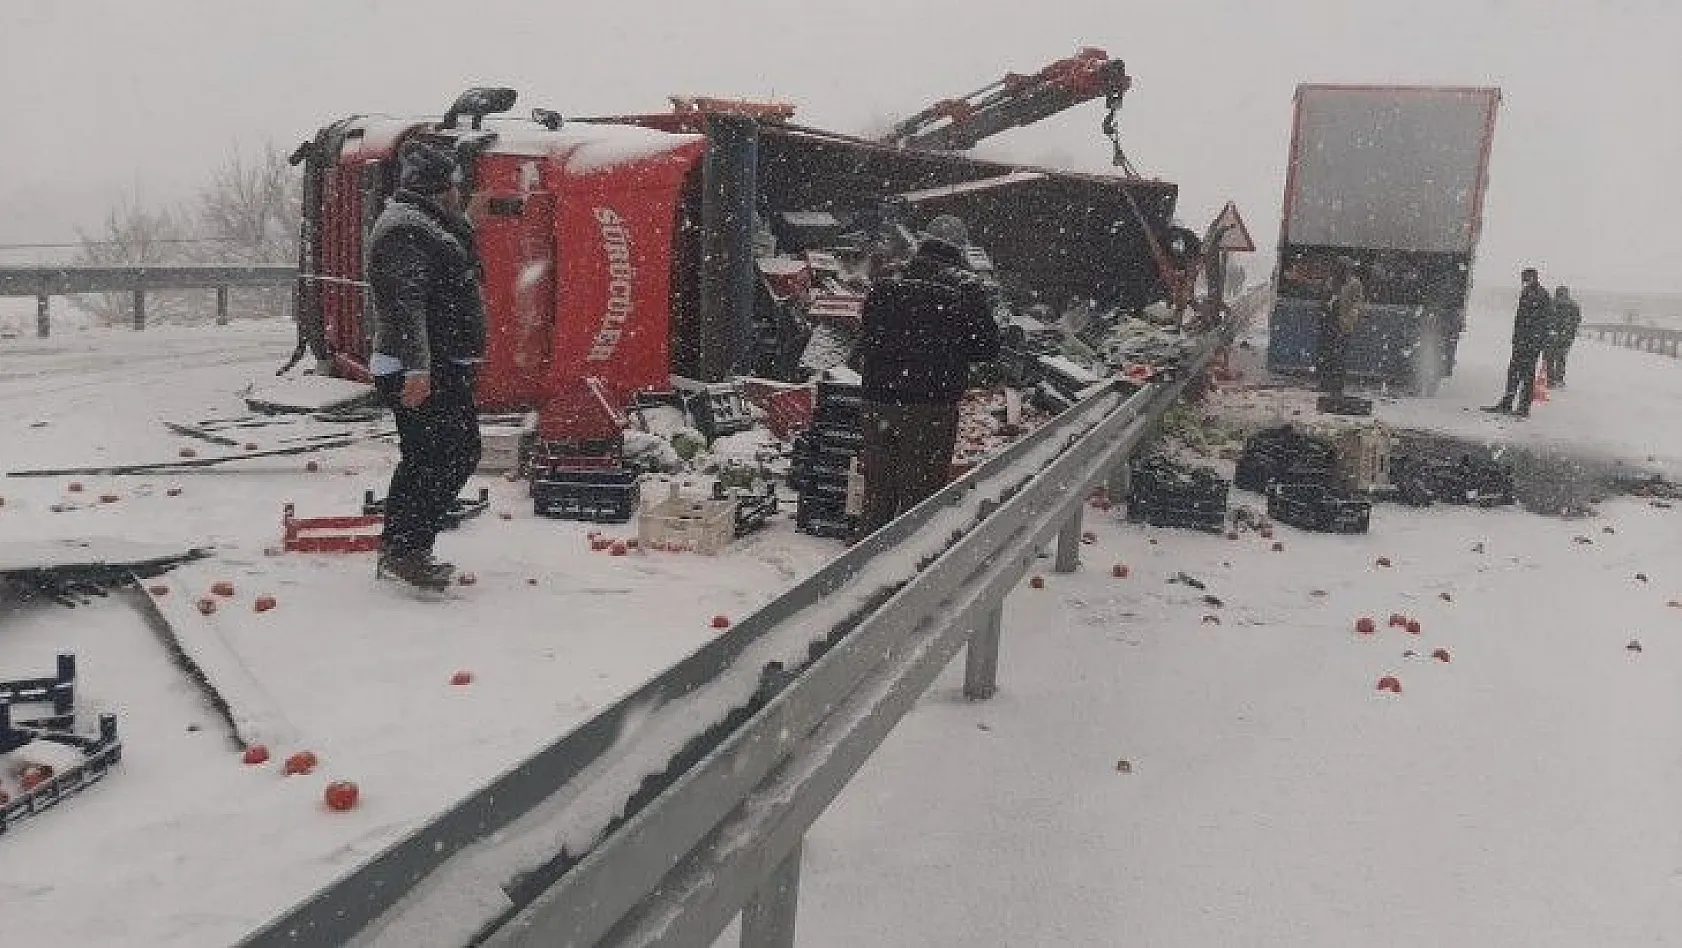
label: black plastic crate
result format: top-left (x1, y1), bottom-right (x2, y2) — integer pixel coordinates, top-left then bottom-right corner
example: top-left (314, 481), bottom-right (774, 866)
top-left (1124, 497), bottom-right (1227, 533)
top-left (1130, 458), bottom-right (1230, 513)
top-left (1267, 482), bottom-right (1372, 534)
top-left (1391, 455), bottom-right (1515, 507)
top-left (795, 495), bottom-right (854, 539)
top-left (1234, 426), bottom-right (1338, 493)
top-left (532, 469), bottom-right (641, 523)
top-left (1317, 394), bottom-right (1373, 416)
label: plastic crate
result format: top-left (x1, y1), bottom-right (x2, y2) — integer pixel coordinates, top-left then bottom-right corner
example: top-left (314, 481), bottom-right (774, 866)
top-left (532, 469), bottom-right (641, 523)
top-left (1267, 483), bottom-right (1372, 533)
top-left (672, 376), bottom-right (756, 439)
top-left (795, 495), bottom-right (854, 539)
top-left (1333, 424), bottom-right (1393, 492)
top-left (1124, 497), bottom-right (1227, 533)
top-left (638, 485), bottom-right (737, 554)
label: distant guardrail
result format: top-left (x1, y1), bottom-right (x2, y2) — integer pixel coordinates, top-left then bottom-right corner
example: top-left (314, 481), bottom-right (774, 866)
top-left (0, 266), bottom-right (298, 336)
top-left (1581, 322), bottom-right (1682, 358)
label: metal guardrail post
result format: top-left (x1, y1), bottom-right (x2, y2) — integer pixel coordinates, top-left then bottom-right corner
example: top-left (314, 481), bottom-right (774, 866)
top-left (216, 286), bottom-right (230, 325)
top-left (1054, 507), bottom-right (1083, 573)
top-left (36, 294), bottom-right (49, 338)
top-left (739, 839), bottom-right (802, 948)
top-left (132, 289), bottom-right (146, 330)
top-left (962, 604), bottom-right (1005, 701)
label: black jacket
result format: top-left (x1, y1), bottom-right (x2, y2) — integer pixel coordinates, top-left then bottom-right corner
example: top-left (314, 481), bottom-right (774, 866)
top-left (1549, 296), bottom-right (1582, 342)
top-left (852, 257), bottom-right (1000, 403)
top-left (1513, 282), bottom-right (1552, 350)
top-left (366, 189), bottom-right (487, 375)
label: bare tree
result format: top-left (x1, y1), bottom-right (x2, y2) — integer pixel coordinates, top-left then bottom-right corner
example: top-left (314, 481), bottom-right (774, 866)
top-left (193, 142), bottom-right (301, 318)
top-left (71, 199), bottom-right (197, 326)
top-left (70, 142), bottom-right (303, 326)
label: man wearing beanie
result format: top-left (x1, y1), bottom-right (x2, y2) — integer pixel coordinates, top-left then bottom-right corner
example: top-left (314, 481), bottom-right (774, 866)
top-left (366, 138), bottom-right (487, 590)
top-left (849, 236), bottom-right (1000, 539)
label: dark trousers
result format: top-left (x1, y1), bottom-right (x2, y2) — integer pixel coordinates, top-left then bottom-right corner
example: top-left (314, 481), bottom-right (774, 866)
top-left (1497, 343), bottom-right (1543, 412)
top-left (858, 400), bottom-right (960, 538)
top-left (374, 366), bottom-right (482, 557)
top-left (1317, 314), bottom-right (1349, 396)
top-left (1544, 341), bottom-right (1573, 384)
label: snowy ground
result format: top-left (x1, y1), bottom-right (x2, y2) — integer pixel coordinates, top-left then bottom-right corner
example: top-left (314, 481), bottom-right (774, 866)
top-left (740, 309), bottom-right (1682, 947)
top-left (0, 320), bottom-right (835, 946)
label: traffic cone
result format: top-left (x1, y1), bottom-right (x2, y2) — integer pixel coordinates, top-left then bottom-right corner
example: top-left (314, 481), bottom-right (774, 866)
top-left (1532, 361), bottom-right (1550, 405)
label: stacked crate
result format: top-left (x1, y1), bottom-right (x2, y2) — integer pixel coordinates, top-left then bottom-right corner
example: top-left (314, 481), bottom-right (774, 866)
top-left (530, 436), bottom-right (642, 523)
top-left (791, 379), bottom-right (864, 538)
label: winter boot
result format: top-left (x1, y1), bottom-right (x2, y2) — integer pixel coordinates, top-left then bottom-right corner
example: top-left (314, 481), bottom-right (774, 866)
top-left (377, 550), bottom-right (454, 590)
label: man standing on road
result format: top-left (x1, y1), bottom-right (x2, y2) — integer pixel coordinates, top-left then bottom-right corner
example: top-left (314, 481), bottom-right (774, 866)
top-left (1545, 285), bottom-right (1582, 387)
top-left (850, 237), bottom-right (1000, 539)
top-left (1483, 267), bottom-right (1552, 418)
top-left (1318, 257), bottom-right (1365, 397)
top-left (366, 140), bottom-right (486, 590)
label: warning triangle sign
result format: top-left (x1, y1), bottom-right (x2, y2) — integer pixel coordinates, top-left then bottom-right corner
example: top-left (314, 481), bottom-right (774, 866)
top-left (1209, 201), bottom-right (1256, 253)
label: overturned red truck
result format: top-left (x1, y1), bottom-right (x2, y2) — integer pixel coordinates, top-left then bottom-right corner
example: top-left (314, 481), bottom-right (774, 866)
top-left (286, 70), bottom-right (1187, 447)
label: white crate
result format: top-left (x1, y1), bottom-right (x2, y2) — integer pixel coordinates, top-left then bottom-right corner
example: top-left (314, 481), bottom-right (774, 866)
top-left (844, 457), bottom-right (865, 517)
top-left (477, 413), bottom-right (537, 474)
top-left (638, 484), bottom-right (737, 555)
top-left (1334, 423), bottom-right (1393, 492)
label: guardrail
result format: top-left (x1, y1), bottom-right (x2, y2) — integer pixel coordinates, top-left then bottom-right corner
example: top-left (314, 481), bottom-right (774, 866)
top-left (0, 265), bottom-right (297, 336)
top-left (1581, 322), bottom-right (1682, 358)
top-left (239, 303), bottom-right (1249, 948)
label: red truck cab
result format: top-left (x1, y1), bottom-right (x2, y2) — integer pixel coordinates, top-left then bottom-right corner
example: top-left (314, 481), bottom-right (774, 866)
top-left (292, 90), bottom-right (706, 440)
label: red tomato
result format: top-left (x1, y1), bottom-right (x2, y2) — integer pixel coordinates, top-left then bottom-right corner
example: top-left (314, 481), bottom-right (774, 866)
top-left (323, 780), bottom-right (360, 812)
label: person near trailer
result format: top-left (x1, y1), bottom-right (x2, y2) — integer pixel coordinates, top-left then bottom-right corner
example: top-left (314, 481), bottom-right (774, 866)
top-left (1482, 267), bottom-right (1552, 418)
top-left (1544, 285), bottom-right (1582, 387)
top-left (365, 140), bottom-right (487, 590)
top-left (1317, 257), bottom-right (1365, 397)
top-left (850, 237), bottom-right (1000, 540)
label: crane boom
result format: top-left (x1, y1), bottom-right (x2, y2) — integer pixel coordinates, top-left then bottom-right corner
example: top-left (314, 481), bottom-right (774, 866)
top-left (879, 47), bottom-right (1132, 151)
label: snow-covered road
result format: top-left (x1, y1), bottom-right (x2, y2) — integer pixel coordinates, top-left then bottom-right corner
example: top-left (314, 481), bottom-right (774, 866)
top-left (0, 320), bottom-right (835, 946)
top-left (738, 310), bottom-right (1682, 947)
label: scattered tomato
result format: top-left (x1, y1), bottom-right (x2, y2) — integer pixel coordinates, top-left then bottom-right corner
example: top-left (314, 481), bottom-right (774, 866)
top-left (323, 780), bottom-right (360, 812)
top-left (1356, 617), bottom-right (1377, 636)
top-left (284, 751), bottom-right (318, 776)
top-left (254, 595), bottom-right (277, 613)
top-left (242, 745), bottom-right (271, 765)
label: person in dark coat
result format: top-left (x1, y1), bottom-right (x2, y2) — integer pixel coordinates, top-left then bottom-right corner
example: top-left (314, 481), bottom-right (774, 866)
top-left (366, 139), bottom-right (487, 589)
top-left (850, 237), bottom-right (1000, 539)
top-left (1484, 267), bottom-right (1552, 418)
top-left (1318, 257), bottom-right (1364, 397)
top-left (1545, 285), bottom-right (1582, 386)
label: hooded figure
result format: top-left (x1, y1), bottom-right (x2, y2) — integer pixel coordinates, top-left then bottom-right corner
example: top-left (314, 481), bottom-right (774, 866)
top-left (1545, 286), bottom-right (1582, 386)
top-left (850, 237), bottom-right (1001, 539)
top-left (364, 139), bottom-right (487, 589)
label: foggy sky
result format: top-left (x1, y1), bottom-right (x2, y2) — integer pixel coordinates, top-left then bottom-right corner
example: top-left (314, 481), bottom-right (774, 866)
top-left (2, 0), bottom-right (1679, 294)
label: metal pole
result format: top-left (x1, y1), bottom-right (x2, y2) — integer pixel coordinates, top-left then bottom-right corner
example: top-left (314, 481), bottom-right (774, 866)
top-left (1106, 462), bottom-right (1132, 509)
top-left (216, 286), bottom-right (230, 325)
top-left (132, 289), bottom-right (146, 330)
top-left (740, 839), bottom-right (802, 948)
top-left (962, 603), bottom-right (1004, 700)
top-left (36, 294), bottom-right (49, 338)
top-left (1054, 508), bottom-right (1083, 573)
